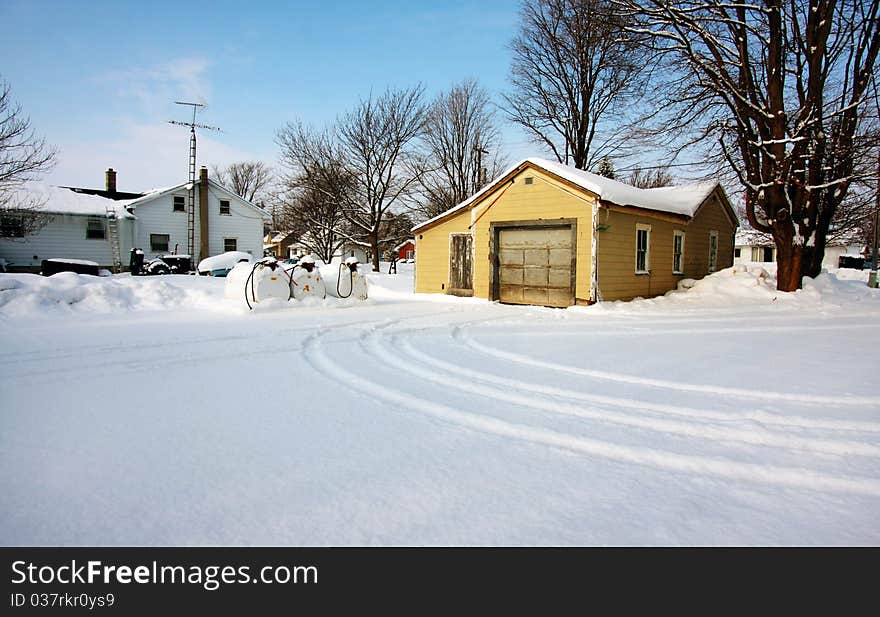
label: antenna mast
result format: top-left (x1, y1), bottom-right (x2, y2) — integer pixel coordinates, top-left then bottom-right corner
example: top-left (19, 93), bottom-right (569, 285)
top-left (167, 102), bottom-right (221, 260)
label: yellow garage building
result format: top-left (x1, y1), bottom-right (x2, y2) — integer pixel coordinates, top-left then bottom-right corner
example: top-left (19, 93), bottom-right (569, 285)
top-left (412, 157), bottom-right (738, 306)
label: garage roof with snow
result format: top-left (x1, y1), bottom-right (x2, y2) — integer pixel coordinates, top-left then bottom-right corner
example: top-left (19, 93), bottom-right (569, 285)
top-left (413, 157), bottom-right (727, 233)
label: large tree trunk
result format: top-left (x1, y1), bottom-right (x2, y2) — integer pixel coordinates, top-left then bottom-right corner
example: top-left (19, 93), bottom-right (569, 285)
top-left (774, 232), bottom-right (805, 292)
top-left (369, 231), bottom-right (380, 272)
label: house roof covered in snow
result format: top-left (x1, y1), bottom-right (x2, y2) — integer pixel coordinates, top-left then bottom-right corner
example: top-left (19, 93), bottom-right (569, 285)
top-left (413, 157), bottom-right (734, 233)
top-left (15, 183), bottom-right (139, 219)
top-left (393, 238), bottom-right (415, 251)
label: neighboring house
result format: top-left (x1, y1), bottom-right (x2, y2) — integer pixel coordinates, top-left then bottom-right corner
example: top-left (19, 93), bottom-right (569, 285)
top-left (412, 157), bottom-right (738, 307)
top-left (393, 239), bottom-right (415, 261)
top-left (263, 230), bottom-right (298, 258)
top-left (734, 229), bottom-right (863, 268)
top-left (0, 167), bottom-right (270, 271)
top-left (734, 229), bottom-right (776, 264)
top-left (287, 237), bottom-right (370, 264)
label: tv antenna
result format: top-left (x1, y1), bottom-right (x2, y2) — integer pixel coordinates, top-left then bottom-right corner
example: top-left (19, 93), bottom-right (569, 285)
top-left (167, 101), bottom-right (221, 260)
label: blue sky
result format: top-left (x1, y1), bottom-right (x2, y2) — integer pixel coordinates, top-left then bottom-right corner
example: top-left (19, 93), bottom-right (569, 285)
top-left (1, 0), bottom-right (534, 190)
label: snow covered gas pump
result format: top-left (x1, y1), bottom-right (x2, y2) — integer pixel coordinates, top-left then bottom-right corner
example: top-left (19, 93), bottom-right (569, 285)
top-left (224, 256), bottom-right (294, 309)
top-left (323, 256), bottom-right (369, 300)
top-left (290, 255), bottom-right (327, 300)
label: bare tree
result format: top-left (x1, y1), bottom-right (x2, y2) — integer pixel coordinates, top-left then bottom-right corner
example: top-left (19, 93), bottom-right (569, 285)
top-left (211, 161), bottom-right (272, 204)
top-left (616, 0), bottom-right (880, 291)
top-left (628, 166), bottom-right (674, 188)
top-left (378, 211), bottom-right (416, 259)
top-left (417, 79), bottom-right (506, 219)
top-left (0, 78), bottom-right (56, 237)
top-left (504, 0), bottom-right (650, 171)
top-left (337, 86), bottom-right (427, 271)
top-left (276, 123), bottom-right (354, 263)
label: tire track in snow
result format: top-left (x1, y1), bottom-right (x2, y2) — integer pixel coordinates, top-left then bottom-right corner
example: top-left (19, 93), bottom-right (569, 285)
top-left (0, 317), bottom-right (391, 381)
top-left (302, 326), bottom-right (880, 497)
top-left (361, 328), bottom-right (880, 457)
top-left (484, 320), bottom-right (880, 338)
top-left (456, 325), bottom-right (880, 407)
top-left (387, 327), bottom-right (880, 438)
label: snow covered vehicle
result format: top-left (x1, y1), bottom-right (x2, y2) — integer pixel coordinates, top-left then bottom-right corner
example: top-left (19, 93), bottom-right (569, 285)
top-left (197, 251), bottom-right (253, 277)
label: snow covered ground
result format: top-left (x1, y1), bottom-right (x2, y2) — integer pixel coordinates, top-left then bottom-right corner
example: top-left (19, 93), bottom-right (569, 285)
top-left (1, 263), bottom-right (878, 545)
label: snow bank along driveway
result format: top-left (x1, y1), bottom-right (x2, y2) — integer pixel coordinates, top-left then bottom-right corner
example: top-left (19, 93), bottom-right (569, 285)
top-left (1, 266), bottom-right (878, 545)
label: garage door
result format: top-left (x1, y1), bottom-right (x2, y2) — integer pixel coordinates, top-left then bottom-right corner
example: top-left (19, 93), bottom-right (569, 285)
top-left (497, 226), bottom-right (574, 307)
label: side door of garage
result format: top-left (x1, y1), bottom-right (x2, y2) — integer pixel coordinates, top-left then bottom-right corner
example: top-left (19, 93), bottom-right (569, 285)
top-left (448, 233), bottom-right (473, 296)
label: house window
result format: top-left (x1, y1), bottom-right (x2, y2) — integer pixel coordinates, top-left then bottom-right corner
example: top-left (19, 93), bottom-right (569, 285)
top-left (734, 247), bottom-right (741, 258)
top-left (708, 230), bottom-right (719, 272)
top-left (405, 249), bottom-right (414, 260)
top-left (150, 234), bottom-right (170, 252)
top-left (0, 213), bottom-right (25, 238)
top-left (635, 224), bottom-right (651, 273)
top-left (173, 196), bottom-right (185, 212)
top-left (752, 246), bottom-right (773, 262)
top-left (224, 238), bottom-right (237, 252)
top-left (219, 200), bottom-right (231, 215)
top-left (524, 176), bottom-right (534, 185)
top-left (86, 217), bottom-right (106, 240)
top-left (673, 231), bottom-right (685, 274)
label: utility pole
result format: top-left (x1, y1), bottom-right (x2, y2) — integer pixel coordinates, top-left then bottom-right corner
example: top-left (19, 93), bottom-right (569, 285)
top-left (167, 102), bottom-right (221, 260)
top-left (473, 146), bottom-right (489, 190)
top-left (869, 148), bottom-right (879, 288)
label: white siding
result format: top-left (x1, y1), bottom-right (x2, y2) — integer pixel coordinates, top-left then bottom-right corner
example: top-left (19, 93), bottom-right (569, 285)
top-left (0, 214), bottom-right (134, 269)
top-left (131, 189), bottom-right (192, 259)
top-left (131, 181), bottom-right (266, 262)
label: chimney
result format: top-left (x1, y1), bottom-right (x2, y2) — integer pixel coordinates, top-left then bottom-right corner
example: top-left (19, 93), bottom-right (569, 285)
top-left (199, 166), bottom-right (209, 259)
top-left (105, 168), bottom-right (117, 192)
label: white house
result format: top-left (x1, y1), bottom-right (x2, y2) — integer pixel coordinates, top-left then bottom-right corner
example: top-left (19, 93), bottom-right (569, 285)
top-left (734, 229), bottom-right (863, 268)
top-left (0, 167), bottom-right (269, 271)
top-left (286, 235), bottom-right (370, 264)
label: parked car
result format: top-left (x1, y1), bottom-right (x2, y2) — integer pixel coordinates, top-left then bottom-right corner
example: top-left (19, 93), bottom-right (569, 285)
top-left (197, 251), bottom-right (253, 277)
top-left (838, 255), bottom-right (866, 269)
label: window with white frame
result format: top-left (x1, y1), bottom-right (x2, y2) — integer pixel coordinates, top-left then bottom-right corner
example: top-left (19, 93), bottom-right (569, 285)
top-left (224, 238), bottom-right (237, 252)
top-left (219, 200), bottom-right (231, 215)
top-left (86, 217), bottom-right (106, 240)
top-left (150, 233), bottom-right (170, 252)
top-left (673, 230), bottom-right (685, 274)
top-left (708, 230), bottom-right (719, 272)
top-left (635, 224), bottom-right (651, 273)
top-left (405, 249), bottom-right (414, 260)
top-left (173, 195), bottom-right (185, 212)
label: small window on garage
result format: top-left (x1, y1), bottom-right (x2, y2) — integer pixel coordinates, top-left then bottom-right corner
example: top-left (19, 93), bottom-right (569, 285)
top-left (673, 230), bottom-right (685, 274)
top-left (224, 238), bottom-right (237, 252)
top-left (734, 247), bottom-right (741, 258)
top-left (524, 176), bottom-right (534, 185)
top-left (173, 195), bottom-right (185, 212)
top-left (708, 230), bottom-right (719, 272)
top-left (635, 224), bottom-right (651, 273)
top-left (86, 217), bottom-right (106, 240)
top-left (150, 234), bottom-right (170, 252)
top-left (219, 200), bottom-right (231, 215)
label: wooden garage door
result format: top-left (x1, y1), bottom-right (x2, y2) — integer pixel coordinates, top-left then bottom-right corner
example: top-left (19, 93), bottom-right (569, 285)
top-left (498, 226), bottom-right (574, 307)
